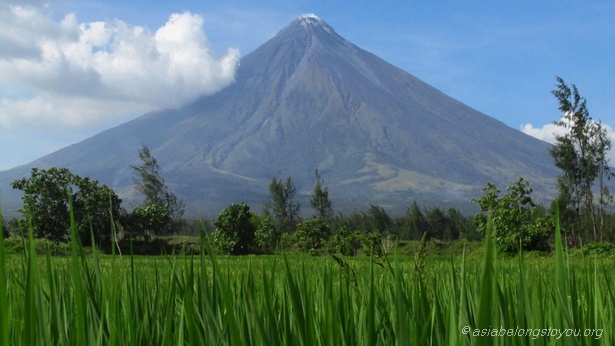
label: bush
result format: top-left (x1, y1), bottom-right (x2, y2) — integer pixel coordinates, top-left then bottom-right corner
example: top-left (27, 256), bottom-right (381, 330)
top-left (295, 219), bottom-right (330, 255)
top-left (4, 237), bottom-right (78, 256)
top-left (331, 226), bottom-right (363, 256)
top-left (473, 178), bottom-right (552, 253)
top-left (123, 204), bottom-right (171, 240)
top-left (212, 203), bottom-right (255, 255)
top-left (580, 242), bottom-right (614, 255)
top-left (254, 218), bottom-right (281, 253)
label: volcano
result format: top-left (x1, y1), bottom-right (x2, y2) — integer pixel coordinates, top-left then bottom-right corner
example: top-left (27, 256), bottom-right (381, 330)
top-left (0, 15), bottom-right (558, 216)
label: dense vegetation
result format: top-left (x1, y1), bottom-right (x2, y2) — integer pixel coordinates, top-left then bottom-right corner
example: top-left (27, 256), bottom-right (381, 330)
top-left (0, 212), bottom-right (613, 345)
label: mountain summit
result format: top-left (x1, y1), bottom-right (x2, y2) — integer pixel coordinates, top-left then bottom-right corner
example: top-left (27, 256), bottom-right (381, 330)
top-left (0, 15), bottom-right (558, 216)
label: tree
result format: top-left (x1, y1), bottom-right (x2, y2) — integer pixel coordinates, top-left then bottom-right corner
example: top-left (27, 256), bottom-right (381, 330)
top-left (266, 176), bottom-right (300, 233)
top-left (1, 210), bottom-right (7, 239)
top-left (447, 207), bottom-right (478, 241)
top-left (368, 204), bottom-right (391, 235)
top-left (73, 176), bottom-right (123, 245)
top-left (11, 167), bottom-right (121, 245)
top-left (254, 217), bottom-right (281, 253)
top-left (425, 207), bottom-right (449, 240)
top-left (405, 201), bottom-right (428, 240)
top-left (131, 144), bottom-right (185, 234)
top-left (310, 169), bottom-right (333, 220)
top-left (549, 77), bottom-right (613, 243)
top-left (212, 203), bottom-right (256, 255)
top-left (473, 178), bottom-right (552, 253)
top-left (123, 204), bottom-right (170, 241)
top-left (294, 218), bottom-right (330, 255)
top-left (331, 226), bottom-right (362, 256)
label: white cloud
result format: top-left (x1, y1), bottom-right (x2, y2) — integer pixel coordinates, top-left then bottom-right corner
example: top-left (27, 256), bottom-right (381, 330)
top-left (520, 122), bottom-right (565, 145)
top-left (522, 117), bottom-right (615, 165)
top-left (0, 4), bottom-right (240, 130)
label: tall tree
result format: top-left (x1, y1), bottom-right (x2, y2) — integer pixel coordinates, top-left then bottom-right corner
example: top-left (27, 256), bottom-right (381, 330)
top-left (425, 207), bottom-right (448, 240)
top-left (131, 144), bottom-right (185, 234)
top-left (593, 123), bottom-right (614, 240)
top-left (368, 204), bottom-right (391, 235)
top-left (403, 201), bottom-right (427, 240)
top-left (310, 169), bottom-right (333, 220)
top-left (549, 77), bottom-right (612, 242)
top-left (266, 176), bottom-right (300, 233)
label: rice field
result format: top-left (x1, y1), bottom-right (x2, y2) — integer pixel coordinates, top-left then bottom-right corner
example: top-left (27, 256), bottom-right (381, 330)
top-left (0, 218), bottom-right (614, 345)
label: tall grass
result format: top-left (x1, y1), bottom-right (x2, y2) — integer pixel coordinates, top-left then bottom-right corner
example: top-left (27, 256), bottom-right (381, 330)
top-left (0, 209), bottom-right (613, 344)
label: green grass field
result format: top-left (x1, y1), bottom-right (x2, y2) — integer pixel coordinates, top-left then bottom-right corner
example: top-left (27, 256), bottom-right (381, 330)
top-left (1, 221), bottom-right (614, 345)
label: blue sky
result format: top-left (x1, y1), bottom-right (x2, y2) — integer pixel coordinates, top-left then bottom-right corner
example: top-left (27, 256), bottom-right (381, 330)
top-left (0, 0), bottom-right (613, 171)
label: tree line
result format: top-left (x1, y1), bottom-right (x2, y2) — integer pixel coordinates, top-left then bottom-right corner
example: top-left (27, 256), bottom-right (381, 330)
top-left (208, 170), bottom-right (478, 256)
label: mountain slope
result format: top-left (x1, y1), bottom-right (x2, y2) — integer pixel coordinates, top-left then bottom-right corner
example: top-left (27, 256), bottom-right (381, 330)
top-left (0, 15), bottom-right (558, 216)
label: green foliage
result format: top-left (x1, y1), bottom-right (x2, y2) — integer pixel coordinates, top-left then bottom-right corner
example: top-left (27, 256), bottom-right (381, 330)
top-left (254, 217), bottom-right (281, 253)
top-left (131, 144), bottom-right (185, 234)
top-left (580, 242), bottom-right (614, 255)
top-left (123, 204), bottom-right (170, 241)
top-left (473, 177), bottom-right (552, 253)
top-left (412, 232), bottom-right (428, 281)
top-left (212, 202), bottom-right (255, 255)
top-left (73, 176), bottom-right (123, 245)
top-left (11, 167), bottom-right (121, 245)
top-left (310, 169), bottom-right (333, 220)
top-left (266, 176), bottom-right (301, 233)
top-left (12, 168), bottom-right (72, 242)
top-left (294, 218), bottom-right (330, 255)
top-left (331, 226), bottom-right (363, 256)
top-left (403, 201), bottom-right (428, 239)
top-left (425, 207), bottom-right (449, 240)
top-left (330, 203), bottom-right (477, 242)
top-left (368, 204), bottom-right (391, 235)
top-left (549, 77), bottom-right (613, 242)
top-left (3, 237), bottom-right (75, 256)
top-left (2, 219), bottom-right (615, 344)
top-left (360, 231), bottom-right (388, 258)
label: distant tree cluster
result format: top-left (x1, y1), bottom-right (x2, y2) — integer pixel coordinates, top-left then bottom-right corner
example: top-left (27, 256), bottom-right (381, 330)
top-left (8, 144), bottom-right (184, 246)
top-left (6, 156), bottom-right (479, 255)
top-left (210, 169), bottom-right (478, 256)
top-left (11, 167), bottom-right (122, 246)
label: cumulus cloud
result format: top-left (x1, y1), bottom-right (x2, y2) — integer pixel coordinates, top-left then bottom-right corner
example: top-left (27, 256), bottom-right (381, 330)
top-left (522, 117), bottom-right (615, 165)
top-left (0, 4), bottom-right (240, 129)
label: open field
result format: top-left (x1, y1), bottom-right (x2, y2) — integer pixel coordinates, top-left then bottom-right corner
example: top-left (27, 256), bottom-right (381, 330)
top-left (1, 229), bottom-right (614, 345)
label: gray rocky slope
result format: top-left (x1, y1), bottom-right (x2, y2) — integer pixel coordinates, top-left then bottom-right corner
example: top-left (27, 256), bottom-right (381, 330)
top-left (0, 15), bottom-right (558, 216)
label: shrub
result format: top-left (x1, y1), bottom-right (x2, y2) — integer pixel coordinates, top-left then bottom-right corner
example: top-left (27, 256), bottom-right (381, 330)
top-left (123, 204), bottom-right (170, 241)
top-left (473, 178), bottom-right (552, 253)
top-left (295, 219), bottom-right (330, 255)
top-left (580, 242), bottom-right (614, 255)
top-left (254, 218), bottom-right (281, 253)
top-left (331, 226), bottom-right (362, 256)
top-left (212, 203), bottom-right (255, 255)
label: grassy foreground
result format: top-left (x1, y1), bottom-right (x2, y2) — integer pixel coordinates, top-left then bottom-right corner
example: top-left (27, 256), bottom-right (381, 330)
top-left (0, 223), bottom-right (614, 345)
